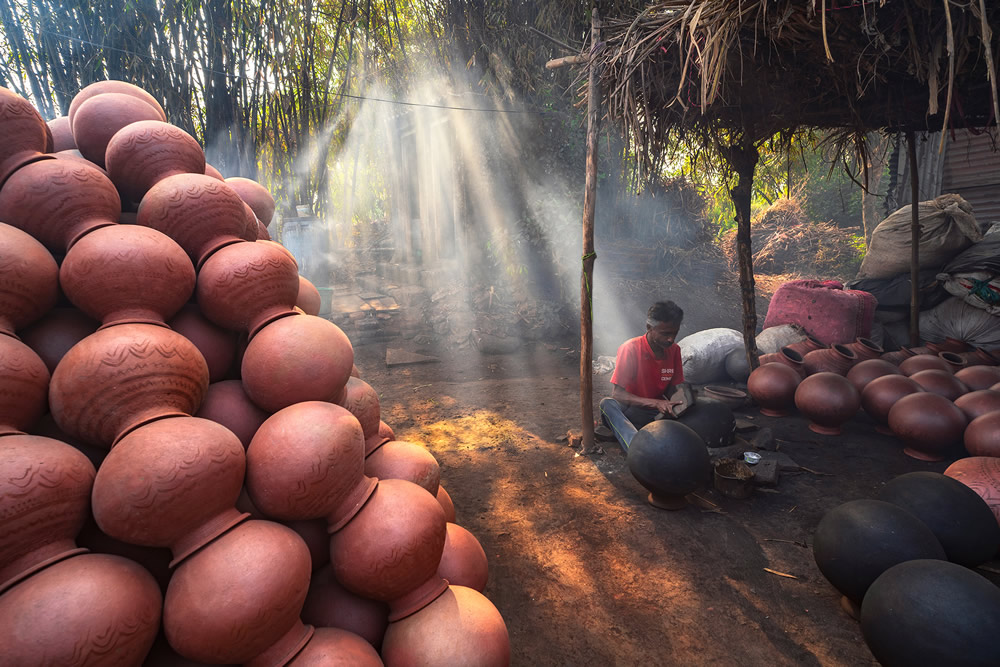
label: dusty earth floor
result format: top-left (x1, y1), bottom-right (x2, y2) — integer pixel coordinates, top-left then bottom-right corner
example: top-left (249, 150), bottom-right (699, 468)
top-left (354, 336), bottom-right (1000, 667)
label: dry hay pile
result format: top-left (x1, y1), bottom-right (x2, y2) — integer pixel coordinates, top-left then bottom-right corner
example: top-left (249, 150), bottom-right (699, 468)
top-left (721, 199), bottom-right (864, 280)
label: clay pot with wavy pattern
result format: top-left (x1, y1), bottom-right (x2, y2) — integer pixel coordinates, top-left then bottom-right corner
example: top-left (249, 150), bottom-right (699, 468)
top-left (196, 240), bottom-right (299, 338)
top-left (105, 120), bottom-right (205, 203)
top-left (802, 344), bottom-right (857, 376)
top-left (338, 376), bottom-right (380, 441)
top-left (51, 148), bottom-right (104, 173)
top-left (437, 522), bottom-right (489, 592)
top-left (169, 305), bottom-right (238, 383)
top-left (138, 173), bottom-right (258, 267)
top-left (955, 389), bottom-right (1000, 423)
top-left (846, 337), bottom-right (883, 363)
top-left (92, 416), bottom-right (248, 567)
top-left (909, 369), bottom-right (969, 401)
top-left (72, 93), bottom-right (164, 168)
top-left (757, 347), bottom-right (805, 378)
top-left (846, 358), bottom-right (902, 394)
top-left (0, 335), bottom-right (49, 436)
top-left (945, 457), bottom-right (1000, 527)
top-left (60, 225), bottom-right (196, 328)
top-left (794, 372), bottom-right (861, 436)
top-left (381, 585), bottom-right (510, 666)
top-left (0, 552), bottom-right (162, 664)
top-left (287, 627), bottom-right (383, 666)
top-left (0, 158), bottom-right (120, 252)
top-left (19, 308), bottom-right (98, 374)
top-left (225, 177), bottom-right (276, 228)
top-left (955, 365), bottom-right (1000, 391)
top-left (46, 116), bottom-right (75, 152)
top-left (297, 275), bottom-right (321, 316)
top-left (899, 353), bottom-right (951, 376)
top-left (365, 440), bottom-right (441, 496)
top-left (964, 411), bottom-right (1000, 458)
top-left (164, 519), bottom-right (313, 665)
top-left (436, 484), bottom-right (456, 523)
top-left (204, 162), bottom-right (224, 180)
top-left (0, 434), bottom-right (94, 593)
top-left (256, 220), bottom-right (271, 241)
top-left (888, 392), bottom-right (967, 461)
top-left (49, 323), bottom-right (209, 448)
top-left (195, 380), bottom-right (269, 449)
top-left (0, 86), bottom-right (51, 186)
top-left (0, 222), bottom-right (58, 338)
top-left (861, 374), bottom-right (923, 435)
top-left (747, 362), bottom-right (801, 417)
top-left (301, 564), bottom-right (389, 650)
top-left (67, 80), bottom-right (166, 129)
top-left (784, 335), bottom-right (824, 358)
top-left (242, 314), bottom-right (354, 412)
top-left (76, 518), bottom-right (173, 593)
top-left (880, 347), bottom-right (917, 366)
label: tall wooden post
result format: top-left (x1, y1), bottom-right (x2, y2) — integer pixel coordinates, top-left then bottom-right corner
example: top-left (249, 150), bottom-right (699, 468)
top-left (906, 130), bottom-right (921, 346)
top-left (728, 137), bottom-right (761, 369)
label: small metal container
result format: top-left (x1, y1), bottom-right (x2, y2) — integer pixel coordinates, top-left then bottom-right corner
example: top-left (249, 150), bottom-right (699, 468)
top-left (743, 451), bottom-right (762, 465)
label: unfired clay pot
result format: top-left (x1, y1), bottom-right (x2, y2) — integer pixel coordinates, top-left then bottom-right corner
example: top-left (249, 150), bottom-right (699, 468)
top-left (846, 359), bottom-right (902, 394)
top-left (365, 440), bottom-right (441, 496)
top-left (301, 564), bottom-right (390, 650)
top-left (195, 380), bottom-right (270, 449)
top-left (964, 411), bottom-right (1000, 458)
top-left (802, 344), bottom-right (857, 376)
top-left (105, 120), bottom-right (205, 202)
top-left (888, 392), bottom-right (967, 461)
top-left (297, 275), bottom-right (322, 316)
top-left (0, 335), bottom-right (49, 436)
top-left (900, 354), bottom-right (951, 376)
top-left (626, 420), bottom-right (710, 510)
top-left (168, 305), bottom-right (238, 383)
top-left (954, 390), bottom-right (1000, 423)
top-left (945, 457), bottom-right (1000, 527)
top-left (0, 222), bottom-right (58, 338)
top-left (19, 307), bottom-right (98, 374)
top-left (909, 369), bottom-right (968, 401)
top-left (338, 376), bottom-right (381, 441)
top-left (71, 92), bottom-right (163, 167)
top-left (794, 372), bottom-right (860, 435)
top-left (955, 365), bottom-right (1000, 391)
top-left (861, 374), bottom-right (924, 434)
top-left (46, 115), bottom-right (75, 152)
top-left (225, 176), bottom-right (276, 227)
top-left (747, 362), bottom-right (801, 417)
top-left (437, 522), bottom-right (489, 592)
top-left (67, 80), bottom-right (166, 129)
top-left (436, 484), bottom-right (457, 523)
top-left (0, 86), bottom-right (51, 186)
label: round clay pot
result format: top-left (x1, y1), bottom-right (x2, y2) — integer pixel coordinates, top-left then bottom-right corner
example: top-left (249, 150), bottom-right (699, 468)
top-left (802, 344), bottom-right (857, 376)
top-left (958, 348), bottom-right (1000, 367)
top-left (900, 353), bottom-right (951, 376)
top-left (0, 158), bottom-right (120, 252)
top-left (168, 304), bottom-right (238, 383)
top-left (676, 398), bottom-right (736, 447)
top-left (164, 520), bottom-right (313, 665)
top-left (0, 553), bottom-right (162, 664)
top-left (67, 80), bottom-right (166, 129)
top-left (784, 335), bottom-right (824, 358)
top-left (965, 411), bottom-right (1000, 458)
top-left (861, 560), bottom-right (1000, 667)
top-left (49, 323), bottom-right (209, 447)
top-left (92, 416), bottom-right (248, 567)
top-left (195, 380), bottom-right (269, 449)
top-left (846, 337), bottom-right (884, 362)
top-left (72, 92), bottom-right (164, 168)
top-left (626, 420), bottom-right (710, 510)
top-left (365, 440), bottom-right (441, 496)
top-left (287, 627), bottom-right (383, 666)
top-left (242, 314), bottom-right (354, 412)
top-left (105, 120), bottom-right (205, 203)
top-left (0, 222), bottom-right (58, 338)
top-left (19, 307), bottom-right (97, 374)
top-left (138, 173), bottom-right (258, 267)
top-left (888, 392), bottom-right (968, 461)
top-left (876, 471), bottom-right (1000, 567)
top-left (794, 372), bottom-right (860, 435)
top-left (52, 148), bottom-right (103, 172)
top-left (285, 519), bottom-right (331, 571)
top-left (861, 374), bottom-right (923, 433)
top-left (909, 368), bottom-right (969, 401)
top-left (880, 347), bottom-right (917, 366)
top-left (60, 224), bottom-right (196, 328)
top-left (196, 240), bottom-right (300, 337)
top-left (757, 347), bottom-right (806, 378)
top-left (955, 365), bottom-right (1000, 391)
top-left (938, 351), bottom-right (968, 373)
top-left (381, 585), bottom-right (510, 666)
top-left (928, 337), bottom-right (970, 354)
top-left (297, 275), bottom-right (321, 316)
top-left (338, 376), bottom-right (380, 440)
top-left (0, 434), bottom-right (95, 592)
top-left (205, 162), bottom-right (224, 180)
top-left (945, 457), bottom-right (1000, 527)
top-left (747, 362), bottom-right (801, 417)
top-left (812, 499), bottom-right (945, 605)
top-left (46, 115), bottom-right (75, 152)
top-left (0, 335), bottom-right (49, 436)
top-left (225, 176), bottom-right (275, 227)
top-left (846, 358), bottom-right (902, 394)
top-left (437, 522), bottom-right (489, 592)
top-left (701, 385), bottom-right (748, 410)
top-left (955, 389), bottom-right (1000, 422)
top-left (301, 564), bottom-right (389, 650)
top-left (257, 220), bottom-right (271, 240)
top-left (436, 484), bottom-right (457, 523)
top-left (0, 86), bottom-right (51, 186)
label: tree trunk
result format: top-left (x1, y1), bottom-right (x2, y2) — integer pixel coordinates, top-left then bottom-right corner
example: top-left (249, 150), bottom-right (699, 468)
top-left (727, 137), bottom-right (761, 370)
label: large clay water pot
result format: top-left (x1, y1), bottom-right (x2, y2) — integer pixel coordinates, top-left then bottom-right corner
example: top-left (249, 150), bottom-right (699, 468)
top-left (46, 115), bottom-right (75, 151)
top-left (888, 392), bottom-right (967, 461)
top-left (367, 420), bottom-right (396, 457)
top-left (138, 173), bottom-right (258, 267)
top-left (880, 346), bottom-right (917, 366)
top-left (225, 176), bottom-right (275, 227)
top-left (802, 344), bottom-right (856, 376)
top-left (288, 627), bottom-right (383, 666)
top-left (812, 499), bottom-right (945, 607)
top-left (365, 440), bottom-right (441, 496)
top-left (626, 420), bottom-right (710, 510)
top-left (436, 484), bottom-right (457, 523)
top-left (257, 219), bottom-right (271, 240)
top-left (876, 472), bottom-right (1000, 567)
top-left (955, 365), bottom-right (1000, 391)
top-left (0, 222), bottom-right (58, 339)
top-left (757, 347), bottom-right (806, 378)
top-left (747, 362), bottom-right (801, 417)
top-left (49, 323), bottom-right (209, 447)
top-left (846, 358), bottom-right (901, 394)
top-left (900, 353), bottom-right (951, 376)
top-left (794, 372), bottom-right (860, 435)
top-left (0, 434), bottom-right (94, 592)
top-left (338, 376), bottom-right (381, 442)
top-left (954, 389), bottom-right (1000, 423)
top-left (169, 304), bottom-right (238, 383)
top-left (861, 374), bottom-right (923, 435)
top-left (938, 350), bottom-right (968, 373)
top-left (19, 307), bottom-right (97, 374)
top-left (196, 380), bottom-right (270, 449)
top-left (437, 522), bottom-right (489, 592)
top-left (76, 518), bottom-right (173, 594)
top-left (0, 86), bottom-right (51, 186)
top-left (845, 337), bottom-right (883, 362)
top-left (205, 162), bottom-right (224, 180)
top-left (71, 92), bottom-right (163, 167)
top-left (242, 314), bottom-right (354, 413)
top-left (784, 334), bottom-right (824, 358)
top-left (105, 120), bottom-right (205, 203)
top-left (67, 80), bottom-right (167, 128)
top-left (861, 560), bottom-right (1000, 667)
top-left (964, 411), bottom-right (1000, 458)
top-left (297, 275), bottom-right (322, 316)
top-left (0, 335), bottom-right (49, 436)
top-left (301, 564), bottom-right (390, 650)
top-left (0, 553), bottom-right (162, 665)
top-left (945, 457), bottom-right (1000, 527)
top-left (381, 585), bottom-right (510, 667)
top-left (958, 348), bottom-right (1000, 367)
top-left (909, 368), bottom-right (969, 401)
top-left (675, 398), bottom-right (736, 447)
top-left (60, 224), bottom-right (196, 328)
top-left (0, 158), bottom-right (120, 252)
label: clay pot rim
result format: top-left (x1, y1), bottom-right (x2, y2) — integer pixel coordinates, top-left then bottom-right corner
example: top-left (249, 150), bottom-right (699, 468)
top-left (831, 344), bottom-right (857, 359)
top-left (778, 347), bottom-right (804, 363)
top-left (938, 351), bottom-right (965, 366)
top-left (703, 385), bottom-right (748, 399)
top-left (0, 547), bottom-right (89, 595)
top-left (855, 337), bottom-right (883, 353)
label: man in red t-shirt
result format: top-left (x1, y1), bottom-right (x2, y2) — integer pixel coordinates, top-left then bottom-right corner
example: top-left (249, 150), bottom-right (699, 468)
top-left (599, 301), bottom-right (685, 452)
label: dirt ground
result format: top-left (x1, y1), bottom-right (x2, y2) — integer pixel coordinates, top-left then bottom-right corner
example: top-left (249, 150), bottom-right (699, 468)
top-left (353, 334), bottom-right (999, 667)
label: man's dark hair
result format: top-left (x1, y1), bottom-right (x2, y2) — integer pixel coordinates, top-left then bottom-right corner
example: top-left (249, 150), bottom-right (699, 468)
top-left (648, 301), bottom-right (683, 326)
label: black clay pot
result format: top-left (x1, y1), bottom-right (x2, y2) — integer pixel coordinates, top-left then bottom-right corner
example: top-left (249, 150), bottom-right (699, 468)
top-left (626, 420), bottom-right (710, 510)
top-left (861, 559), bottom-right (1000, 667)
top-left (875, 472), bottom-right (1000, 568)
top-left (675, 399), bottom-right (735, 448)
top-left (812, 499), bottom-right (945, 605)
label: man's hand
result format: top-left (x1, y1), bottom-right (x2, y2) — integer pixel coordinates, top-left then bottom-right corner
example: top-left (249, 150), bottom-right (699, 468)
top-left (652, 398), bottom-right (685, 418)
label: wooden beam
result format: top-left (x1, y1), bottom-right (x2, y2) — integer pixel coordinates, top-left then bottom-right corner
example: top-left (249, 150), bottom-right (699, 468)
top-left (546, 54), bottom-right (589, 70)
top-left (728, 137), bottom-right (761, 370)
top-left (906, 130), bottom-right (920, 346)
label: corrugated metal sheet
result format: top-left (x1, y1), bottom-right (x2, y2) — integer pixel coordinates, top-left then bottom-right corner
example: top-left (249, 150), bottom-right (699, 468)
top-left (940, 130), bottom-right (1000, 225)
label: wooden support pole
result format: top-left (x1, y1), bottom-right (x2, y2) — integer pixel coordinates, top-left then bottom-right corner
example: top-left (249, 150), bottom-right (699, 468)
top-left (906, 130), bottom-right (921, 346)
top-left (728, 138), bottom-right (761, 370)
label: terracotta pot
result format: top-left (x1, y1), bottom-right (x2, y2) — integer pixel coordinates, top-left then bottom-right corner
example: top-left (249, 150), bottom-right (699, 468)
top-left (0, 86), bottom-right (51, 186)
top-left (19, 307), bottom-right (98, 374)
top-left (880, 347), bottom-right (917, 366)
top-left (436, 484), bottom-right (457, 523)
top-left (285, 519), bottom-right (331, 571)
top-left (381, 585), bottom-right (510, 665)
top-left (301, 564), bottom-right (389, 650)
top-left (899, 353), bottom-right (951, 376)
top-left (205, 162), bottom-right (224, 180)
top-left (297, 275), bottom-right (321, 316)
top-left (0, 553), bottom-right (162, 664)
top-left (52, 148), bottom-right (104, 172)
top-left (747, 362), bottom-right (801, 417)
top-left (257, 219), bottom-right (271, 240)
top-left (30, 412), bottom-right (106, 469)
top-left (352, 364), bottom-right (362, 378)
top-left (196, 240), bottom-right (300, 338)
top-left (888, 392), bottom-right (967, 461)
top-left (242, 314), bottom-right (354, 413)
top-left (964, 411), bottom-right (1000, 458)
top-left (0, 158), bottom-right (120, 252)
top-left (784, 335), bottom-right (824, 358)
top-left (701, 385), bottom-right (748, 409)
top-left (49, 323), bottom-right (209, 448)
top-left (958, 348), bottom-right (1000, 367)
top-left (938, 351), bottom-right (968, 373)
top-left (288, 627), bottom-right (383, 666)
top-left (60, 224), bottom-right (196, 328)
top-left (225, 176), bottom-right (276, 227)
top-left (329, 478), bottom-right (448, 620)
top-left (164, 520), bottom-right (313, 665)
top-left (0, 335), bottom-right (49, 436)
top-left (72, 92), bottom-right (163, 167)
top-left (677, 399), bottom-right (736, 447)
top-left (954, 390), bottom-right (1000, 422)
top-left (812, 499), bottom-right (945, 605)
top-left (437, 522), bottom-right (489, 592)
top-left (246, 401), bottom-right (373, 529)
top-left (338, 376), bottom-right (381, 440)
top-left (138, 173), bottom-right (258, 267)
top-left (76, 518), bottom-right (173, 593)
top-left (945, 457), bottom-right (1000, 527)
top-left (794, 372), bottom-right (860, 435)
top-left (46, 115), bottom-right (75, 152)
top-left (0, 222), bottom-right (59, 338)
top-left (105, 120), bottom-right (205, 203)
top-left (626, 420), bottom-right (710, 510)
top-left (757, 347), bottom-right (805, 378)
top-left (926, 337), bottom-right (970, 354)
top-left (802, 344), bottom-right (857, 376)
top-left (195, 380), bottom-right (269, 449)
top-left (365, 440), bottom-right (441, 496)
top-left (846, 337), bottom-right (884, 362)
top-left (846, 358), bottom-right (902, 394)
top-left (909, 369), bottom-right (968, 401)
top-left (92, 416), bottom-right (248, 567)
top-left (955, 365), bottom-right (1000, 391)
top-left (67, 80), bottom-right (167, 129)
top-left (0, 434), bottom-right (94, 593)
top-left (169, 304), bottom-right (238, 383)
top-left (861, 374), bottom-right (923, 434)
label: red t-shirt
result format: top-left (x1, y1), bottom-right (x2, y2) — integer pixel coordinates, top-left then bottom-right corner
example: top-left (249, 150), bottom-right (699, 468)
top-left (610, 335), bottom-right (684, 398)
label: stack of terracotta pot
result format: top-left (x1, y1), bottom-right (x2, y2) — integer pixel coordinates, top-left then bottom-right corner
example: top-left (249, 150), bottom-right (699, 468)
top-left (0, 82), bottom-right (508, 666)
